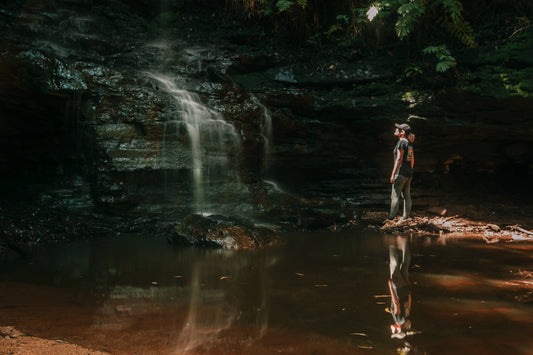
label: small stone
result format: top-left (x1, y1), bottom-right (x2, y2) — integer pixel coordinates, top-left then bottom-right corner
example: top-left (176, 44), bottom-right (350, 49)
top-left (0, 326), bottom-right (23, 338)
top-left (487, 224), bottom-right (501, 232)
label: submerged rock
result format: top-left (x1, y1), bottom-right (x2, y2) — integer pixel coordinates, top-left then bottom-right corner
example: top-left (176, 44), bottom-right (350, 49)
top-left (169, 214), bottom-right (283, 249)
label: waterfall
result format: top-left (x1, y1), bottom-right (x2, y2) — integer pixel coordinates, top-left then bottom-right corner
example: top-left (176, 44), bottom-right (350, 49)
top-left (147, 73), bottom-right (241, 214)
top-left (251, 96), bottom-right (273, 158)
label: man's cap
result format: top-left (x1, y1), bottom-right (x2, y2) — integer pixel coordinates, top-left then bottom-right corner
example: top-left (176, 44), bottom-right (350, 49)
top-left (395, 123), bottom-right (411, 132)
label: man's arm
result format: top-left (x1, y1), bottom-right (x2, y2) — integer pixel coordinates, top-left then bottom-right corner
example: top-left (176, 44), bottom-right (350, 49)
top-left (390, 149), bottom-right (404, 184)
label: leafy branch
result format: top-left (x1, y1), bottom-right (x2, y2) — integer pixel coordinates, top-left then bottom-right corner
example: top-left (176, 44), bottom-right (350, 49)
top-left (433, 0), bottom-right (476, 47)
top-left (395, 0), bottom-right (426, 40)
top-left (422, 44), bottom-right (456, 72)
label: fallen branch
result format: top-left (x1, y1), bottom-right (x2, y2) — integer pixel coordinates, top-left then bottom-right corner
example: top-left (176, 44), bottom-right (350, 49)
top-left (510, 225), bottom-right (533, 236)
top-left (509, 24), bottom-right (532, 38)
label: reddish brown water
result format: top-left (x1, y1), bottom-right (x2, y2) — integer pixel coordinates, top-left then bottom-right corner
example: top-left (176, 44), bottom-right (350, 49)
top-left (1, 232), bottom-right (532, 354)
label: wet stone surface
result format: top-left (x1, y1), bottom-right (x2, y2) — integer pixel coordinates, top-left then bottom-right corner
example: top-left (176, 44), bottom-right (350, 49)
top-left (170, 214), bottom-right (283, 249)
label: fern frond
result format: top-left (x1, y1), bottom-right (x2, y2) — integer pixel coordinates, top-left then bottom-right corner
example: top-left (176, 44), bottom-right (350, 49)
top-left (422, 45), bottom-right (440, 54)
top-left (441, 18), bottom-right (476, 47)
top-left (436, 60), bottom-right (455, 72)
top-left (296, 0), bottom-right (307, 9)
top-left (442, 0), bottom-right (462, 23)
top-left (433, 0), bottom-right (476, 47)
top-left (423, 44), bottom-right (456, 72)
top-left (276, 0), bottom-right (294, 12)
top-left (395, 1), bottom-right (426, 39)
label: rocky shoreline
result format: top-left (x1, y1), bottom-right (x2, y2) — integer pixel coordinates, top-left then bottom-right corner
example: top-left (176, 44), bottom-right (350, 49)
top-left (0, 326), bottom-right (108, 355)
top-left (2, 192), bottom-right (532, 258)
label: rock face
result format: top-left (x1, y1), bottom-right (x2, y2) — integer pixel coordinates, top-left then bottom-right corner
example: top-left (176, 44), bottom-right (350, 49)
top-left (0, 0), bottom-right (271, 215)
top-left (1, 0), bottom-right (532, 230)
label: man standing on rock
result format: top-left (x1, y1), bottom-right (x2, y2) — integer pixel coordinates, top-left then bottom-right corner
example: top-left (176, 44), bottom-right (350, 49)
top-left (384, 123), bottom-right (415, 227)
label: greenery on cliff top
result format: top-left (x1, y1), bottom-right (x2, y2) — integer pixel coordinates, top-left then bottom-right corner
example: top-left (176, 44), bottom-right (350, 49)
top-left (105, 0), bottom-right (533, 99)
top-left (218, 0), bottom-right (533, 97)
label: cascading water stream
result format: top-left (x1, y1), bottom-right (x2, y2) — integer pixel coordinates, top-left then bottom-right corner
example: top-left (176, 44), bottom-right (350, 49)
top-left (251, 96), bottom-right (273, 158)
top-left (146, 73), bottom-right (241, 214)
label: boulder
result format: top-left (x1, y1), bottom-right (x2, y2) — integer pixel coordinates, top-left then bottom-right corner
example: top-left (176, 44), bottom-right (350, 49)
top-left (169, 214), bottom-right (282, 249)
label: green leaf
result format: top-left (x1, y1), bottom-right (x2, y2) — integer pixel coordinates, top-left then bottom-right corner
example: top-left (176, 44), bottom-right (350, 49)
top-left (327, 24), bottom-right (343, 34)
top-left (276, 0), bottom-right (294, 12)
top-left (297, 0), bottom-right (308, 8)
top-left (395, 1), bottom-right (425, 39)
top-left (422, 45), bottom-right (442, 54)
top-left (336, 14), bottom-right (349, 24)
top-left (423, 45), bottom-right (456, 72)
top-left (436, 60), bottom-right (455, 72)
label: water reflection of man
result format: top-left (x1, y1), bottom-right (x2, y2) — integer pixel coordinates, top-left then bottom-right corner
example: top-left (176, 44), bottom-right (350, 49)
top-left (388, 235), bottom-right (412, 339)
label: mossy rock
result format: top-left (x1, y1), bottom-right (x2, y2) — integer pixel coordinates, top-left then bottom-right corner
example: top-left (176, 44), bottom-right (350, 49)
top-left (464, 66), bottom-right (532, 99)
top-left (462, 31), bottom-right (533, 68)
top-left (520, 79), bottom-right (533, 93)
top-left (509, 33), bottom-right (533, 67)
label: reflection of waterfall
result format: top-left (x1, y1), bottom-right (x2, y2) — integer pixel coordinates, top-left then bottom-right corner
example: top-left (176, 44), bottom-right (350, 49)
top-left (147, 73), bottom-right (240, 213)
top-left (174, 251), bottom-right (272, 353)
top-left (176, 262), bottom-right (238, 352)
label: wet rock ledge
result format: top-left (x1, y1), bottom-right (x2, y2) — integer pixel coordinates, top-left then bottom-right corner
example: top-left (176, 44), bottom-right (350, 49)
top-left (378, 215), bottom-right (533, 244)
top-left (169, 214), bottom-right (283, 249)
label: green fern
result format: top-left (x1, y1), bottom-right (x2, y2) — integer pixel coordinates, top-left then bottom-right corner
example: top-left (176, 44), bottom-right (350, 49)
top-left (423, 45), bottom-right (456, 72)
top-left (436, 61), bottom-right (455, 72)
top-left (276, 0), bottom-right (294, 12)
top-left (327, 14), bottom-right (349, 34)
top-left (296, 0), bottom-right (308, 9)
top-left (337, 14), bottom-right (349, 24)
top-left (441, 0), bottom-right (462, 22)
top-left (395, 1), bottom-right (426, 40)
top-left (434, 0), bottom-right (476, 47)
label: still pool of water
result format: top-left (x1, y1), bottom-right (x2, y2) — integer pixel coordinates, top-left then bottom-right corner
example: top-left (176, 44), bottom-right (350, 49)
top-left (1, 232), bottom-right (532, 354)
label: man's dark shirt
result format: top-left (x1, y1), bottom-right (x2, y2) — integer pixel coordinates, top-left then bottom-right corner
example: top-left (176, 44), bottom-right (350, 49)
top-left (393, 138), bottom-right (414, 178)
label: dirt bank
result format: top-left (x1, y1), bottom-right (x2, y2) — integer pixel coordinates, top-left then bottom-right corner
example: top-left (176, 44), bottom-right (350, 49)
top-left (0, 326), bottom-right (108, 355)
